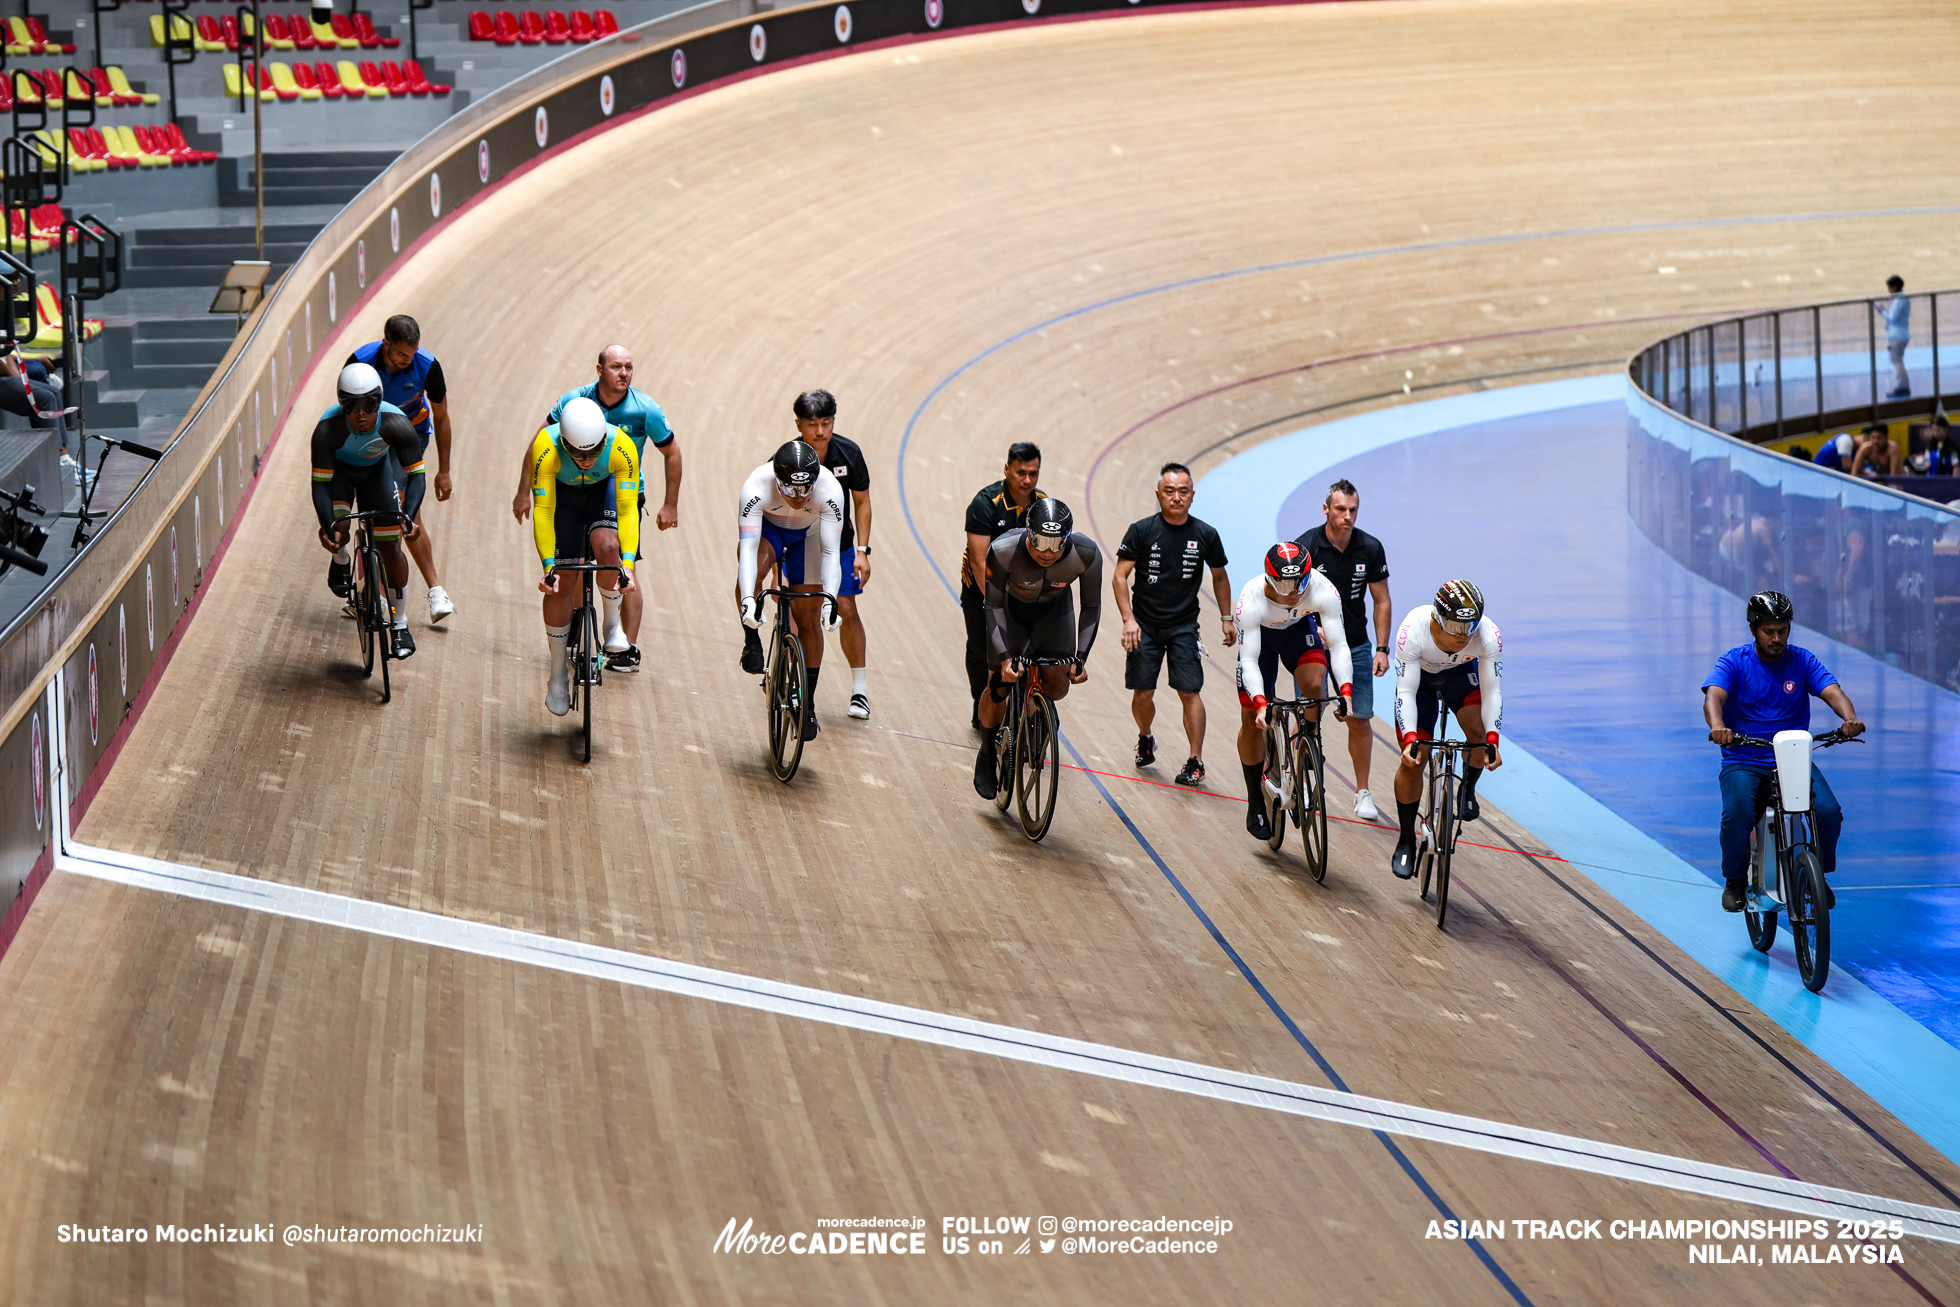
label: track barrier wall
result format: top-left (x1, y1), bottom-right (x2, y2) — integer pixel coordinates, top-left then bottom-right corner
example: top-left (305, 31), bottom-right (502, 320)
top-left (1626, 381), bottom-right (1960, 691)
top-left (0, 0), bottom-right (1288, 946)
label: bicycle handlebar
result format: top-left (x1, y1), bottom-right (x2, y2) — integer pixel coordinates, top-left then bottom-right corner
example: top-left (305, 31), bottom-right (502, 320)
top-left (550, 561), bottom-right (628, 574)
top-left (1725, 729), bottom-right (1864, 750)
top-left (1265, 693), bottom-right (1349, 720)
top-left (335, 509), bottom-right (408, 525)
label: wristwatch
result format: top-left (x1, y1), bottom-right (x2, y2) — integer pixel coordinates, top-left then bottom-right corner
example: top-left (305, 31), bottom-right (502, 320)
top-left (858, 545), bottom-right (873, 556)
top-left (1375, 644), bottom-right (1389, 653)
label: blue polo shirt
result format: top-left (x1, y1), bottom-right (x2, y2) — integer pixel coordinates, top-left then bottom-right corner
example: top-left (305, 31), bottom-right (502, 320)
top-left (550, 383), bottom-right (674, 456)
top-left (350, 342), bottom-right (445, 439)
top-left (1702, 642), bottom-right (1838, 768)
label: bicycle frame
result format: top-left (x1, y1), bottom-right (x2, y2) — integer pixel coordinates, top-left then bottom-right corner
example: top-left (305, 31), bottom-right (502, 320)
top-left (549, 561), bottom-right (624, 763)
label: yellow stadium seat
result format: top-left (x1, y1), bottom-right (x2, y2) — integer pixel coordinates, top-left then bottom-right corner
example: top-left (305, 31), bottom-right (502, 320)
top-left (271, 63), bottom-right (316, 101)
top-left (337, 60), bottom-right (380, 98)
top-left (106, 67), bottom-right (163, 107)
top-left (315, 20), bottom-right (354, 50)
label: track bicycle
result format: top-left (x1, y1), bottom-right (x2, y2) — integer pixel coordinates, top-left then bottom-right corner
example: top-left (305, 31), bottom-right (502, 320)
top-left (1725, 728), bottom-right (1860, 994)
top-left (1411, 734), bottom-right (1493, 930)
top-left (754, 586), bottom-right (835, 783)
top-left (1259, 693), bottom-right (1346, 882)
top-left (337, 509), bottom-right (408, 704)
top-left (548, 561), bottom-right (625, 764)
top-left (988, 653), bottom-right (1076, 843)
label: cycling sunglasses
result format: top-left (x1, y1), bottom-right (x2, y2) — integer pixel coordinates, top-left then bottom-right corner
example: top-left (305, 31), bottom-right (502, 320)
top-left (343, 395), bottom-right (382, 416)
top-left (1268, 574), bottom-right (1302, 595)
top-left (778, 479), bottom-right (813, 500)
top-left (1436, 615), bottom-right (1479, 638)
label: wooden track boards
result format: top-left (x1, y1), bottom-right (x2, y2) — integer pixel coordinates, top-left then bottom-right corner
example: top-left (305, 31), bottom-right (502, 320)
top-left (7, 1), bottom-right (1960, 1301)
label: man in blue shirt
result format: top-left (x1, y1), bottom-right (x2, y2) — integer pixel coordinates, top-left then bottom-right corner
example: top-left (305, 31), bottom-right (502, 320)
top-left (1701, 591), bottom-right (1864, 913)
top-left (348, 315), bottom-right (454, 623)
top-left (513, 344), bottom-right (684, 672)
top-left (1811, 433), bottom-right (1855, 472)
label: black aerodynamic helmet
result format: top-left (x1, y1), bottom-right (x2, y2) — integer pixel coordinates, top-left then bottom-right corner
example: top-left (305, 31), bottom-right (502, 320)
top-left (1433, 579), bottom-right (1485, 635)
top-left (1264, 541), bottom-right (1309, 592)
top-left (1746, 590), bottom-right (1794, 627)
top-left (1025, 497), bottom-right (1073, 554)
top-left (773, 439), bottom-right (821, 496)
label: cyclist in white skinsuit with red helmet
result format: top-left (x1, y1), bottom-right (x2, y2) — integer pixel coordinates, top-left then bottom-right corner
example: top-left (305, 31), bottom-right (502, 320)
top-left (1234, 541), bottom-right (1354, 841)
top-left (1388, 579), bottom-right (1505, 879)
top-left (737, 439), bottom-right (844, 740)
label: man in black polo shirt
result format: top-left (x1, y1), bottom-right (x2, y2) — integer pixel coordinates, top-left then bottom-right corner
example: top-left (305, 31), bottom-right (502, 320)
top-left (795, 390), bottom-right (876, 719)
top-left (960, 442), bottom-right (1045, 730)
top-left (1113, 462), bottom-right (1233, 786)
top-left (1293, 478), bottom-right (1392, 822)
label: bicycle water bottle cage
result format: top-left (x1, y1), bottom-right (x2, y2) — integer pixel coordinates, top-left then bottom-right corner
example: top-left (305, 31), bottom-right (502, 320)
top-left (1772, 730), bottom-right (1812, 813)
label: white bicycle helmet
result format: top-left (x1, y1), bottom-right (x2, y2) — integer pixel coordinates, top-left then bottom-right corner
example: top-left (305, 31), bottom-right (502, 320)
top-left (560, 396), bottom-right (609, 452)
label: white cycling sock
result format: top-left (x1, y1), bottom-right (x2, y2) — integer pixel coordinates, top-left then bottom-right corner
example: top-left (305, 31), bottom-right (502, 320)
top-left (388, 587), bottom-right (407, 629)
top-left (334, 545), bottom-right (352, 566)
top-left (600, 587), bottom-right (622, 628)
top-left (852, 667), bottom-right (867, 696)
top-left (546, 624), bottom-right (570, 675)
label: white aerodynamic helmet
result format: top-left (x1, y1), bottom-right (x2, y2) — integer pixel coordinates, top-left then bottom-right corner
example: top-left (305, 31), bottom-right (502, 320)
top-left (560, 396), bottom-right (609, 452)
top-left (336, 361), bottom-right (383, 409)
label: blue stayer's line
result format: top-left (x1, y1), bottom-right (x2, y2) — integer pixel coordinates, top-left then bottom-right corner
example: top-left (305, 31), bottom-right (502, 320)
top-left (1194, 376), bottom-right (1960, 1168)
top-left (895, 202), bottom-right (1960, 597)
top-left (1057, 733), bottom-right (1533, 1307)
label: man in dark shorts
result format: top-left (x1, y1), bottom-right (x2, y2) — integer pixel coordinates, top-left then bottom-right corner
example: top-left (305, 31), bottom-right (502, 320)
top-left (311, 362), bottom-right (427, 659)
top-left (1293, 478), bottom-right (1391, 822)
top-left (794, 390), bottom-right (876, 719)
top-left (960, 442), bottom-right (1045, 730)
top-left (1112, 462), bottom-right (1233, 786)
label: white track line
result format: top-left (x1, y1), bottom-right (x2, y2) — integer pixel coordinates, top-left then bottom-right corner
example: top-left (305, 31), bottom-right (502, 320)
top-left (43, 681), bottom-right (1960, 1242)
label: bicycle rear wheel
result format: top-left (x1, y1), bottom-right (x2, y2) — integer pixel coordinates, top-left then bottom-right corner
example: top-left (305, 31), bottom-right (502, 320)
top-left (1261, 723), bottom-right (1287, 851)
top-left (1296, 723), bottom-right (1328, 883)
top-left (1433, 767), bottom-right (1457, 929)
top-left (768, 629), bottom-right (808, 782)
top-left (1789, 848), bottom-right (1831, 993)
top-left (1744, 817), bottom-right (1777, 953)
top-left (1016, 687), bottom-right (1061, 842)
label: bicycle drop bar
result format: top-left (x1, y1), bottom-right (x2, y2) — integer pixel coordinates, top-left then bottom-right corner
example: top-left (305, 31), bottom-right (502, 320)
top-left (1724, 729), bottom-right (1863, 750)
top-left (757, 586), bottom-right (840, 622)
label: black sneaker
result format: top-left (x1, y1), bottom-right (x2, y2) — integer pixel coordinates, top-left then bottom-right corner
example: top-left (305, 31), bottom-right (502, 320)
top-left (607, 645), bottom-right (643, 673)
top-left (974, 737), bottom-right (999, 799)
top-left (1135, 733), bottom-right (1157, 768)
top-left (802, 711), bottom-right (820, 742)
top-left (740, 628), bottom-right (764, 675)
top-left (1458, 787), bottom-right (1481, 823)
top-left (328, 558), bottom-right (353, 598)
top-left (1246, 803), bottom-right (1271, 841)
top-left (1391, 832), bottom-right (1418, 879)
top-left (1721, 881), bottom-right (1746, 913)
top-left (392, 625), bottom-right (417, 659)
top-left (1175, 757), bottom-right (1205, 787)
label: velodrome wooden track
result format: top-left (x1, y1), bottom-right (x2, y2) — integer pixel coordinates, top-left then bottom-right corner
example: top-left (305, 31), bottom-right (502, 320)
top-left (8, 1), bottom-right (1960, 1301)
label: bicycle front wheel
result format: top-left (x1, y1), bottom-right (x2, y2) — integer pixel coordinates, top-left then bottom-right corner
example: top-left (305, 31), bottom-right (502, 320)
top-left (1262, 723), bottom-right (1287, 851)
top-left (1295, 723), bottom-right (1328, 883)
top-left (353, 544), bottom-right (376, 678)
top-left (580, 603), bottom-right (599, 763)
top-left (1016, 688), bottom-right (1060, 842)
top-left (1789, 848), bottom-right (1831, 993)
top-left (768, 630), bottom-right (808, 782)
top-left (1432, 768), bottom-right (1456, 929)
top-left (368, 544), bottom-right (391, 705)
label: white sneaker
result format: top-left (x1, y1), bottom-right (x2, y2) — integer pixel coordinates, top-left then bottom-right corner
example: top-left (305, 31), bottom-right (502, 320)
top-left (603, 621), bottom-right (630, 655)
top-left (546, 670), bottom-right (571, 717)
top-left (428, 586), bottom-right (455, 623)
top-left (1354, 790), bottom-right (1382, 823)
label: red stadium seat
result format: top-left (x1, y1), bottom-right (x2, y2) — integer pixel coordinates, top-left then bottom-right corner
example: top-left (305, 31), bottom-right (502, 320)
top-left (594, 10), bottom-right (618, 36)
top-left (219, 14), bottom-right (240, 50)
top-left (568, 10), bottom-right (595, 41)
top-left (377, 60), bottom-right (409, 95)
top-left (353, 13), bottom-right (399, 48)
top-left (329, 13), bottom-right (357, 45)
top-left (162, 122), bottom-right (217, 163)
top-left (292, 62), bottom-right (322, 95)
top-left (468, 11), bottom-right (494, 40)
top-left (492, 11), bottom-right (518, 44)
top-left (313, 60), bottom-right (346, 98)
top-left (517, 10), bottom-right (545, 44)
top-left (403, 59), bottom-right (450, 95)
top-left (543, 10), bottom-right (570, 42)
top-left (23, 17), bottom-right (75, 55)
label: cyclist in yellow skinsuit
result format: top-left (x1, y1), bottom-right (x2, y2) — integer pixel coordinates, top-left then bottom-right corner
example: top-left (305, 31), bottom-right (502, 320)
top-left (529, 396), bottom-right (639, 715)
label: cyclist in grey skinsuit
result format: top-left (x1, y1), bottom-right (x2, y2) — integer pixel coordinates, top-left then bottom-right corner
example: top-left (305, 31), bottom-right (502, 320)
top-left (974, 499), bottom-right (1101, 799)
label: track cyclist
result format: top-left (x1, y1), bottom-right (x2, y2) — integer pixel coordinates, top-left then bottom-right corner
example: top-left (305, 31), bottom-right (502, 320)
top-left (737, 440), bottom-right (843, 740)
top-left (1233, 542), bottom-right (1352, 840)
top-left (973, 498), bottom-right (1101, 799)
top-left (313, 362), bottom-right (427, 658)
top-left (527, 396), bottom-right (639, 716)
top-left (1388, 580), bottom-right (1503, 879)
top-left (1702, 591), bottom-right (1864, 913)
top-left (517, 344), bottom-right (684, 673)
